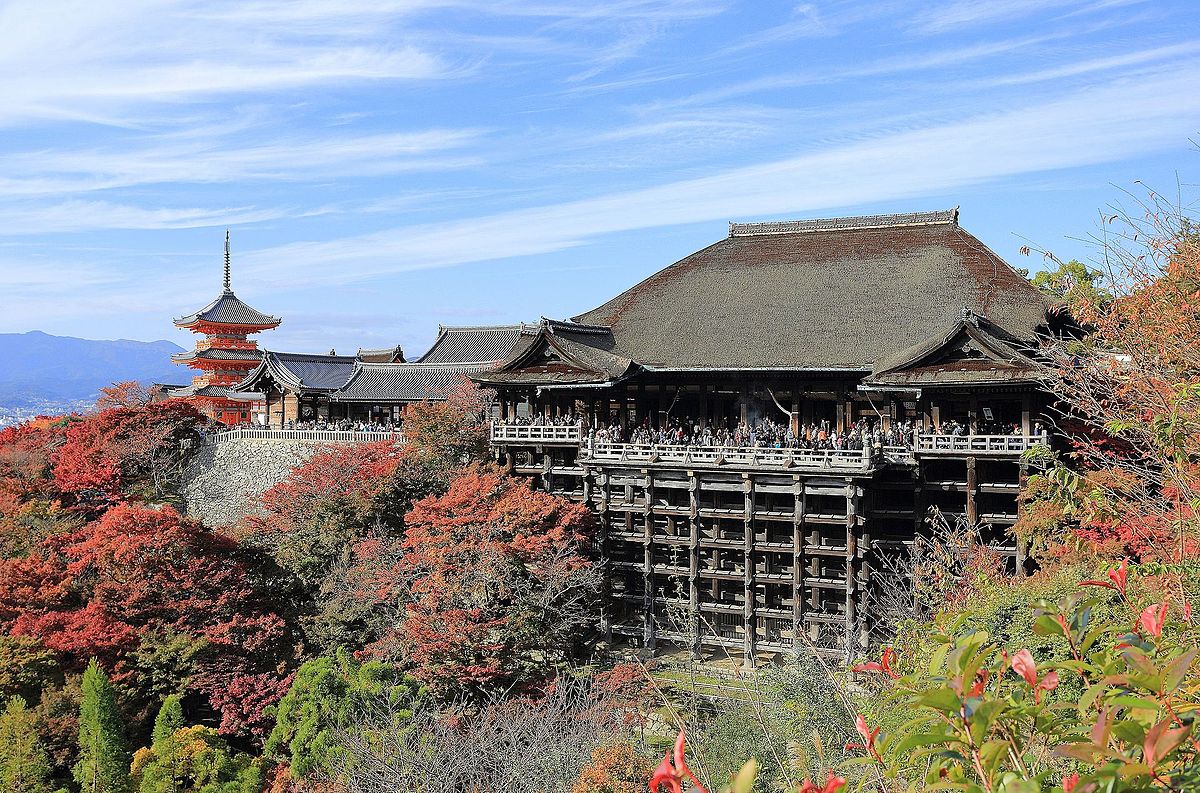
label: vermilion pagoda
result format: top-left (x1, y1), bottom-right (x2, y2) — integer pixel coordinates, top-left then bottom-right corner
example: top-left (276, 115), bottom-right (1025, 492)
top-left (169, 231), bottom-right (280, 424)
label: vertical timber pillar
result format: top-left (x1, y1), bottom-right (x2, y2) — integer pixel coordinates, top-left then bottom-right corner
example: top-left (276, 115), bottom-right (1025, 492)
top-left (743, 474), bottom-right (757, 669)
top-left (845, 481), bottom-right (860, 660)
top-left (689, 471), bottom-right (701, 660)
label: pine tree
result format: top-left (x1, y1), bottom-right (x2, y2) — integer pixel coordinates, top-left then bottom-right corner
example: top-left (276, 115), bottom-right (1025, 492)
top-left (134, 695), bottom-right (185, 793)
top-left (74, 659), bottom-right (130, 793)
top-left (0, 696), bottom-right (53, 793)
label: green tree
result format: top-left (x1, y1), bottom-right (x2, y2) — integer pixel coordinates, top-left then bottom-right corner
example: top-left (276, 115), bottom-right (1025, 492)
top-left (264, 651), bottom-right (425, 782)
top-left (74, 659), bottom-right (130, 793)
top-left (133, 695), bottom-right (185, 793)
top-left (1029, 258), bottom-right (1111, 305)
top-left (0, 695), bottom-right (53, 793)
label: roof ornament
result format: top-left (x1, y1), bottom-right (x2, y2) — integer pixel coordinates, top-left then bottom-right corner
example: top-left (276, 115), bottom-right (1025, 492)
top-left (223, 228), bottom-right (232, 293)
top-left (960, 306), bottom-right (979, 326)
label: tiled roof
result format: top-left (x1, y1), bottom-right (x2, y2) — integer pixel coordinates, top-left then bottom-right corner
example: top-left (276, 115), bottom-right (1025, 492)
top-left (333, 362), bottom-right (492, 402)
top-left (476, 322), bottom-right (636, 386)
top-left (238, 351), bottom-right (358, 393)
top-left (570, 210), bottom-right (1052, 371)
top-left (174, 289), bottom-right (282, 329)
top-left (866, 310), bottom-right (1047, 387)
top-left (417, 324), bottom-right (530, 363)
top-left (171, 347), bottom-right (262, 364)
top-left (167, 384), bottom-right (259, 400)
top-left (357, 345), bottom-right (406, 363)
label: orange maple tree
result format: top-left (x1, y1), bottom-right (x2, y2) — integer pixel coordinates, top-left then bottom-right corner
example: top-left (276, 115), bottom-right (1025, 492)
top-left (1021, 195), bottom-right (1200, 563)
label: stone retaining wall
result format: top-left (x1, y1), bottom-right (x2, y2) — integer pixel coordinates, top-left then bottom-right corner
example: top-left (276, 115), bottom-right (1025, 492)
top-left (180, 437), bottom-right (322, 527)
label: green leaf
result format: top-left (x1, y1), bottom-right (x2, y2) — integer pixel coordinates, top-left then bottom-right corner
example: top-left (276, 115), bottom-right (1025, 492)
top-left (1032, 614), bottom-right (1068, 637)
top-left (1164, 648), bottom-right (1198, 692)
top-left (919, 687), bottom-right (963, 714)
top-left (894, 731), bottom-right (953, 754)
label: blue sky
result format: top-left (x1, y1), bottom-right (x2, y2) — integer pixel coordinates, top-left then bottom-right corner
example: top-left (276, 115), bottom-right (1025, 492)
top-left (1, 0), bottom-right (1198, 358)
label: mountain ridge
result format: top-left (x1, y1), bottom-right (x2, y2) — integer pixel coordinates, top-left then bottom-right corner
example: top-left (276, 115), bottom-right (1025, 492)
top-left (0, 330), bottom-right (187, 408)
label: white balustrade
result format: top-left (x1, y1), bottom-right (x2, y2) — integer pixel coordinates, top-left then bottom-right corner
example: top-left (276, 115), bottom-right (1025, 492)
top-left (580, 442), bottom-right (871, 470)
top-left (915, 432), bottom-right (1047, 454)
top-left (490, 422), bottom-right (583, 443)
top-left (205, 428), bottom-right (404, 445)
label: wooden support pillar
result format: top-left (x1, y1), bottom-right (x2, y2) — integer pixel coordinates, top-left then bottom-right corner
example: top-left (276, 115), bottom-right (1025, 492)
top-left (1021, 393), bottom-right (1032, 437)
top-left (857, 485), bottom-right (871, 650)
top-left (743, 474), bottom-right (756, 669)
top-left (642, 470), bottom-right (655, 652)
top-left (965, 457), bottom-right (978, 526)
top-left (698, 384), bottom-right (709, 429)
top-left (845, 481), bottom-right (860, 659)
top-left (689, 472), bottom-right (701, 660)
top-left (1016, 462), bottom-right (1030, 577)
top-left (595, 472), bottom-right (612, 642)
top-left (792, 477), bottom-right (805, 658)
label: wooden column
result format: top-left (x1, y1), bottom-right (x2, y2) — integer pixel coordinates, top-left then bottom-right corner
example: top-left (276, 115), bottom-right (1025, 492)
top-left (1017, 462), bottom-right (1030, 577)
top-left (595, 472), bottom-right (612, 641)
top-left (689, 472), bottom-right (701, 660)
top-left (698, 384), bottom-right (708, 429)
top-left (965, 457), bottom-right (978, 526)
top-left (642, 470), bottom-right (655, 652)
top-left (743, 474), bottom-right (756, 669)
top-left (845, 481), bottom-right (860, 659)
top-left (792, 477), bottom-right (805, 658)
top-left (1021, 393), bottom-right (1032, 437)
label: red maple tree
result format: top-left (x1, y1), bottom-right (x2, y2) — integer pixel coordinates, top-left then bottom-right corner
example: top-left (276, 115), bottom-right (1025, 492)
top-left (380, 466), bottom-right (597, 697)
top-left (53, 401), bottom-right (208, 507)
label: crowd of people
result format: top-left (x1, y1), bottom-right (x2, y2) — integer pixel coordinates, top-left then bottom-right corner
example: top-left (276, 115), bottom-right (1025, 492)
top-left (499, 411), bottom-right (1039, 450)
top-left (283, 419), bottom-right (401, 432)
top-left (595, 416), bottom-right (919, 451)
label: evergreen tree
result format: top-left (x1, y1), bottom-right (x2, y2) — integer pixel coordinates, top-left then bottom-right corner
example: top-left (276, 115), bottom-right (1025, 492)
top-left (74, 659), bottom-right (130, 793)
top-left (136, 695), bottom-right (184, 793)
top-left (0, 695), bottom-right (53, 793)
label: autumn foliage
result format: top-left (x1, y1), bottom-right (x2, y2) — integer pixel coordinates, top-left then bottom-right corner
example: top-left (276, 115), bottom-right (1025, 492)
top-left (386, 467), bottom-right (596, 696)
top-left (1018, 197), bottom-right (1200, 565)
top-left (52, 401), bottom-right (208, 507)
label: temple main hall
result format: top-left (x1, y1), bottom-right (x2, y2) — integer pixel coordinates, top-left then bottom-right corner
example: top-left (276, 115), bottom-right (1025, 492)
top-left (167, 209), bottom-right (1062, 664)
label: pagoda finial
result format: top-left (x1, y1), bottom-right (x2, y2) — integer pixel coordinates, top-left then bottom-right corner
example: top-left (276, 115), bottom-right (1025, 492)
top-left (223, 228), bottom-right (232, 292)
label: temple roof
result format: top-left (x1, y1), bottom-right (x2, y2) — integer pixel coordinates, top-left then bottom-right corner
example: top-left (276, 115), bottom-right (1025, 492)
top-left (174, 231), bottom-right (282, 330)
top-left (565, 209), bottom-right (1052, 371)
top-left (866, 309), bottom-right (1047, 388)
top-left (174, 290), bottom-right (282, 329)
top-left (416, 324), bottom-right (532, 364)
top-left (171, 347), bottom-right (263, 364)
top-left (474, 320), bottom-right (636, 386)
top-left (333, 361), bottom-right (492, 402)
top-left (238, 350), bottom-right (358, 393)
top-left (166, 384), bottom-right (258, 401)
top-left (357, 345), bottom-right (406, 364)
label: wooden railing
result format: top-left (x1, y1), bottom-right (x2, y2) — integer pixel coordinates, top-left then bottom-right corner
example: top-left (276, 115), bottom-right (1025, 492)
top-left (204, 428), bottom-right (404, 445)
top-left (915, 432), bottom-right (1047, 455)
top-left (580, 442), bottom-right (872, 470)
top-left (490, 423), bottom-right (583, 443)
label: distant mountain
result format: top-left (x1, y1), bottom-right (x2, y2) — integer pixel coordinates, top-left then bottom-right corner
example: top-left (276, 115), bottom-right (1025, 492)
top-left (0, 331), bottom-right (186, 409)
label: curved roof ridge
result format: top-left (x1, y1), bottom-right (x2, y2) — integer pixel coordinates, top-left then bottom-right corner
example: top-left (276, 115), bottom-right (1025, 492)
top-left (729, 207), bottom-right (958, 237)
top-left (173, 289), bottom-right (282, 328)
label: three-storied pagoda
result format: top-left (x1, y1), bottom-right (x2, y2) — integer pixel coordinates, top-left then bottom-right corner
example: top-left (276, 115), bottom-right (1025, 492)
top-left (169, 232), bottom-right (281, 424)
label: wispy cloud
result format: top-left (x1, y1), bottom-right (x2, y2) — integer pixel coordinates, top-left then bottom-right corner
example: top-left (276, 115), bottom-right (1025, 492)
top-left (0, 129), bottom-right (484, 199)
top-left (0, 201), bottom-right (287, 235)
top-left (235, 64), bottom-right (1200, 287)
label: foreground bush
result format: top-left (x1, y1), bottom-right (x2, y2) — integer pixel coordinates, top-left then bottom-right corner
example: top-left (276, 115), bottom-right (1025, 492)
top-left (849, 561), bottom-right (1200, 792)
